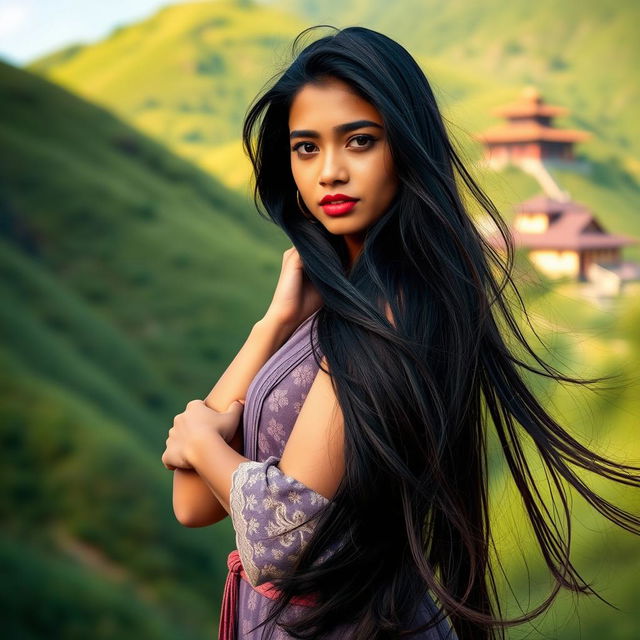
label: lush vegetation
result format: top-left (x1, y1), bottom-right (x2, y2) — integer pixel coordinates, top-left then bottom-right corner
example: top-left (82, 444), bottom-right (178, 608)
top-left (0, 58), bottom-right (289, 637)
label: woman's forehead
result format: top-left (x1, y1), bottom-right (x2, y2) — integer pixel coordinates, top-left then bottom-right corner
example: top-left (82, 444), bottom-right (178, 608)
top-left (289, 82), bottom-right (381, 131)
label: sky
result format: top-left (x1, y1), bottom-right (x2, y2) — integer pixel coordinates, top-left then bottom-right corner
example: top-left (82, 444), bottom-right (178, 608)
top-left (0, 0), bottom-right (208, 65)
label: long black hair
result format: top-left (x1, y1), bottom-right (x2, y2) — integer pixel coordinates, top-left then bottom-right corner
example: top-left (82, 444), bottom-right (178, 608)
top-left (239, 24), bottom-right (640, 640)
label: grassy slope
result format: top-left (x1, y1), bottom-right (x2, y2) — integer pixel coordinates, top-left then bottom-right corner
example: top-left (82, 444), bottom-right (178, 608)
top-left (1, 58), bottom-right (289, 392)
top-left (0, 59), bottom-right (293, 638)
top-left (27, 1), bottom-right (640, 265)
top-left (28, 0), bottom-right (306, 191)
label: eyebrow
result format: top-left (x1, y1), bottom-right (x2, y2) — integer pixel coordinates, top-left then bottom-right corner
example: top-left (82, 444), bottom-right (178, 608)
top-left (289, 119), bottom-right (383, 140)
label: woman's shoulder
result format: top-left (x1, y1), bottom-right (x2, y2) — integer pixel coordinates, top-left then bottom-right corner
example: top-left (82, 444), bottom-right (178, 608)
top-left (244, 309), bottom-right (323, 460)
top-left (248, 309), bottom-right (321, 396)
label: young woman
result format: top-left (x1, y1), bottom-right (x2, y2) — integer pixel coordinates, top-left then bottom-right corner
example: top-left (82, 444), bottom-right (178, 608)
top-left (161, 25), bottom-right (640, 640)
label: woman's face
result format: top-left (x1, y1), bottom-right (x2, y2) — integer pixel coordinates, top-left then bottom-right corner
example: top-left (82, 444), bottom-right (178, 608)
top-left (288, 77), bottom-right (399, 262)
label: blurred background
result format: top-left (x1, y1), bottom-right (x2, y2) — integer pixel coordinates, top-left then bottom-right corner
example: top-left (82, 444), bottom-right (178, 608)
top-left (1, 1), bottom-right (639, 638)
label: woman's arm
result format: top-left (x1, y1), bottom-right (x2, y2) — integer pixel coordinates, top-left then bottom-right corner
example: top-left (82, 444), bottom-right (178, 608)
top-left (186, 355), bottom-right (344, 586)
top-left (172, 314), bottom-right (299, 527)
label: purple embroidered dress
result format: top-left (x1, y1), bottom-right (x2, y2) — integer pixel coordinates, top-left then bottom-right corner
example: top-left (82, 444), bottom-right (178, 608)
top-left (221, 309), bottom-right (457, 639)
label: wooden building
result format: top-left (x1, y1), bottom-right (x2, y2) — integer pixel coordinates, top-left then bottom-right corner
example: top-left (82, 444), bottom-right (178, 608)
top-left (485, 194), bottom-right (638, 283)
top-left (474, 87), bottom-right (591, 168)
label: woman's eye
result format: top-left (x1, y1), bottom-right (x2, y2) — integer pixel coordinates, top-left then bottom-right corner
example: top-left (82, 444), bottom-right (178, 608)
top-left (291, 141), bottom-right (317, 155)
top-left (348, 134), bottom-right (375, 149)
top-left (291, 135), bottom-right (376, 156)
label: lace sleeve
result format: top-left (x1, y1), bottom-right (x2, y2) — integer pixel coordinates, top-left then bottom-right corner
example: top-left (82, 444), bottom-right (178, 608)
top-left (229, 455), bottom-right (335, 587)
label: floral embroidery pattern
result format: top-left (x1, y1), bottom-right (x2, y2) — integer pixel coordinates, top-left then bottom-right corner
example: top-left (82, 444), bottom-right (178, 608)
top-left (257, 431), bottom-right (270, 456)
top-left (257, 353), bottom-right (318, 459)
top-left (265, 417), bottom-right (286, 447)
top-left (229, 456), bottom-right (337, 588)
top-left (267, 388), bottom-right (289, 412)
top-left (291, 362), bottom-right (314, 386)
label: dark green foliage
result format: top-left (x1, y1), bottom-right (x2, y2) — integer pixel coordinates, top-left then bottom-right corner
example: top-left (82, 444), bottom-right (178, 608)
top-left (0, 59), bottom-right (291, 637)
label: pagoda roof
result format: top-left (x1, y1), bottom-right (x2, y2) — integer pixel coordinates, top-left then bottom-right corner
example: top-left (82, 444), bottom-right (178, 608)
top-left (486, 197), bottom-right (638, 251)
top-left (475, 86), bottom-right (591, 144)
top-left (491, 86), bottom-right (568, 118)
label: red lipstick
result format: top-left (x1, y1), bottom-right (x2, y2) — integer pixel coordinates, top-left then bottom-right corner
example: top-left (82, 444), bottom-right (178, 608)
top-left (319, 193), bottom-right (359, 216)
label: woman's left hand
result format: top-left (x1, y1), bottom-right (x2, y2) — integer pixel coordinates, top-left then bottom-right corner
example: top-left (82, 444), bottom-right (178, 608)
top-left (161, 398), bottom-right (245, 470)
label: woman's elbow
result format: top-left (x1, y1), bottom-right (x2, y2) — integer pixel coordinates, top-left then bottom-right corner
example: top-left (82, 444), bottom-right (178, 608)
top-left (173, 504), bottom-right (228, 528)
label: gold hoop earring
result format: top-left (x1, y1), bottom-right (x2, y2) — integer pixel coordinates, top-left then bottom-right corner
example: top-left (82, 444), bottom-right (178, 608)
top-left (296, 189), bottom-right (318, 224)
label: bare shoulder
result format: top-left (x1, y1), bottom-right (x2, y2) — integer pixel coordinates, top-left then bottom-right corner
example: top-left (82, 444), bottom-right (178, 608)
top-left (277, 299), bottom-right (397, 500)
top-left (277, 356), bottom-right (345, 501)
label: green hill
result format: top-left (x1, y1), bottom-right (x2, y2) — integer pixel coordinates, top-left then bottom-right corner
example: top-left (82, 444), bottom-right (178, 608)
top-left (0, 58), bottom-right (292, 638)
top-left (28, 0), bottom-right (307, 191)
top-left (26, 0), bottom-right (640, 263)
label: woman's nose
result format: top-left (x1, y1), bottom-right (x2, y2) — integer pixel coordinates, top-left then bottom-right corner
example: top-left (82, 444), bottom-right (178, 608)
top-left (319, 149), bottom-right (348, 185)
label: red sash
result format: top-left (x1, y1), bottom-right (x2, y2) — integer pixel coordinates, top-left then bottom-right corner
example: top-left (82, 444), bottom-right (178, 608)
top-left (218, 549), bottom-right (319, 639)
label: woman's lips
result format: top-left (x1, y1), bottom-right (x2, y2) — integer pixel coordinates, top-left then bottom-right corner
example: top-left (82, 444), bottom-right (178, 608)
top-left (320, 199), bottom-right (359, 216)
